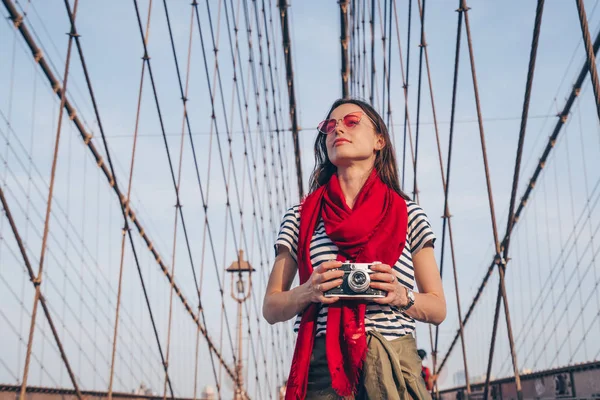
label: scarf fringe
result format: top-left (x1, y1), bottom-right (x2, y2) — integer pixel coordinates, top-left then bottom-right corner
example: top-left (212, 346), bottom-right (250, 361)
top-left (330, 344), bottom-right (368, 396)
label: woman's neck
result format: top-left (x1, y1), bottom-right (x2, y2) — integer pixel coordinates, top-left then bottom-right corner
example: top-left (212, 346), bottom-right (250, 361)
top-left (337, 165), bottom-right (373, 209)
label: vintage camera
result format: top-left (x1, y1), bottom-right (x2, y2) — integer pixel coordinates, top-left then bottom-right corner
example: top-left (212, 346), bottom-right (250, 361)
top-left (324, 261), bottom-right (386, 298)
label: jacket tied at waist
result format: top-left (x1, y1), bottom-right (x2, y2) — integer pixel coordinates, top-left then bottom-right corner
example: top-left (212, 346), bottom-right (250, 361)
top-left (306, 330), bottom-right (432, 400)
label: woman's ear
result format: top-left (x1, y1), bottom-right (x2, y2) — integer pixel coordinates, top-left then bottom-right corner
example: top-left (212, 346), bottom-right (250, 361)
top-left (375, 135), bottom-right (385, 151)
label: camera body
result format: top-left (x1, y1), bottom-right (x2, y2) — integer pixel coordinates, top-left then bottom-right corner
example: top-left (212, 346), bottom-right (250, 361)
top-left (324, 261), bottom-right (386, 298)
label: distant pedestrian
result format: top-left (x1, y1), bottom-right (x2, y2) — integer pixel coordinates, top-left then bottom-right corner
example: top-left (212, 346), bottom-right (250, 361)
top-left (418, 349), bottom-right (435, 391)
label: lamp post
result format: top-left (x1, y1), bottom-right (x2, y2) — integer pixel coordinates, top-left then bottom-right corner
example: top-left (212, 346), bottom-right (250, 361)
top-left (226, 250), bottom-right (255, 400)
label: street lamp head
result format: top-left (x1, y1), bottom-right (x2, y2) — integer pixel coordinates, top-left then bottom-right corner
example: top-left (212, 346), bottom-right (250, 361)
top-left (226, 249), bottom-right (255, 274)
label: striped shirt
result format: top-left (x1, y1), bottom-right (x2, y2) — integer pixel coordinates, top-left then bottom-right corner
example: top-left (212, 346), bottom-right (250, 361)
top-left (275, 200), bottom-right (436, 340)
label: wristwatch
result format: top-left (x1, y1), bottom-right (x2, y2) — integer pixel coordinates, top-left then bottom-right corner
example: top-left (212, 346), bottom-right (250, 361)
top-left (401, 288), bottom-right (415, 312)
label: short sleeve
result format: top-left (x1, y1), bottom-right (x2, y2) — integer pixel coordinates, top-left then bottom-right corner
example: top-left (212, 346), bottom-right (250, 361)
top-left (274, 205), bottom-right (300, 261)
top-left (407, 202), bottom-right (436, 255)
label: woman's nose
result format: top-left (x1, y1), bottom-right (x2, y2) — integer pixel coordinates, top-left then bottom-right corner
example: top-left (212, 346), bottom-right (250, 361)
top-left (334, 122), bottom-right (345, 135)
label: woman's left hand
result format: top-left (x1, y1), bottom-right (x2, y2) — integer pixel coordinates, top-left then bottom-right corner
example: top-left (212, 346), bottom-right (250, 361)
top-left (369, 263), bottom-right (409, 308)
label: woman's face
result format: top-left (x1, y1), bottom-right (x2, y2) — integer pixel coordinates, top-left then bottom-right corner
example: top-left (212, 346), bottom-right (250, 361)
top-left (324, 103), bottom-right (384, 168)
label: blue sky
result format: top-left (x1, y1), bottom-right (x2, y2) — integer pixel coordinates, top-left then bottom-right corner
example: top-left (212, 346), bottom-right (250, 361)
top-left (1, 0), bottom-right (600, 397)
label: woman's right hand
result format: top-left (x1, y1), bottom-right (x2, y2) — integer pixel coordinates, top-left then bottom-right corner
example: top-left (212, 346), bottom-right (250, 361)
top-left (303, 260), bottom-right (345, 304)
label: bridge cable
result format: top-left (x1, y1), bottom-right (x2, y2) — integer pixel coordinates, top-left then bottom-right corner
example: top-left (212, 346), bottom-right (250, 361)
top-left (19, 0), bottom-right (81, 396)
top-left (498, 161), bottom-right (600, 375)
top-left (484, 1), bottom-right (545, 396)
top-left (432, 1), bottom-right (465, 395)
top-left (401, 0), bottom-right (412, 189)
top-left (3, 0), bottom-right (240, 387)
top-left (258, 0), bottom-right (294, 383)
top-left (0, 116), bottom-right (158, 388)
top-left (107, 0), bottom-right (154, 396)
top-left (0, 186), bottom-right (83, 399)
top-left (65, 0), bottom-right (179, 396)
top-left (414, 1), bottom-right (472, 396)
top-left (436, 8), bottom-right (600, 380)
top-left (0, 111), bottom-right (164, 388)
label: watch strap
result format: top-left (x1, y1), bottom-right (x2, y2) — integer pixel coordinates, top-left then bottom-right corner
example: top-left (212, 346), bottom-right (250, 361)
top-left (401, 288), bottom-right (415, 312)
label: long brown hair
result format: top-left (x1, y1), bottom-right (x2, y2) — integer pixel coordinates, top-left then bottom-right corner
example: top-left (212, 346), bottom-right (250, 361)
top-left (308, 98), bottom-right (410, 200)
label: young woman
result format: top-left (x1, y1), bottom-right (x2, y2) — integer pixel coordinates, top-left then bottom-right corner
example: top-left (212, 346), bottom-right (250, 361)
top-left (263, 98), bottom-right (446, 399)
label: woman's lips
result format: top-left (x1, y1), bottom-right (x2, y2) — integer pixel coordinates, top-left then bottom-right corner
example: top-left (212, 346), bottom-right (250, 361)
top-left (333, 138), bottom-right (350, 146)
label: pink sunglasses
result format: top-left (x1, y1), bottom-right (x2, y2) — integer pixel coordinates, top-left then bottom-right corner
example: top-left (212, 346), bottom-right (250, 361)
top-left (317, 111), bottom-right (377, 135)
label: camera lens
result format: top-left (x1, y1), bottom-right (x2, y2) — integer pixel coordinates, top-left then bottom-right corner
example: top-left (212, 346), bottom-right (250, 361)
top-left (352, 273), bottom-right (366, 285)
top-left (348, 270), bottom-right (370, 293)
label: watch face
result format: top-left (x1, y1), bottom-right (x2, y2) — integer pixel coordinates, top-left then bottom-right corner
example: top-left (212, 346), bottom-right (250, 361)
top-left (408, 290), bottom-right (415, 302)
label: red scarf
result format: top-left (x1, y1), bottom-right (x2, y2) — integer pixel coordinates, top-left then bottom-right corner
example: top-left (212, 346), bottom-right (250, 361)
top-left (285, 171), bottom-right (408, 399)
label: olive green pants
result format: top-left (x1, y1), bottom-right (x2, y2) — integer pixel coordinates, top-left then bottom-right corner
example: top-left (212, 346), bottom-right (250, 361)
top-left (306, 331), bottom-right (432, 400)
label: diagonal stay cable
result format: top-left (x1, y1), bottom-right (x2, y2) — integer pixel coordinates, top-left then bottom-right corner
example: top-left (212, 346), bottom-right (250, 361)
top-left (576, 0), bottom-right (600, 123)
top-left (453, 3), bottom-right (524, 395)
top-left (159, 6), bottom-right (195, 398)
top-left (252, 0), bottom-right (290, 386)
top-left (242, 0), bottom-right (280, 257)
top-left (401, 0), bottom-right (412, 188)
top-left (157, 1), bottom-right (230, 396)
top-left (391, 0), bottom-right (417, 186)
top-left (0, 115), bottom-right (166, 380)
top-left (413, 0), bottom-right (471, 396)
top-left (228, 0), bottom-right (291, 387)
top-left (484, 1), bottom-right (544, 397)
top-left (437, 4), bottom-right (600, 380)
top-left (537, 195), bottom-right (600, 369)
top-left (208, 0), bottom-right (269, 395)
top-left (160, 1), bottom-right (233, 394)
top-left (259, 0), bottom-right (289, 212)
top-left (0, 143), bottom-right (161, 387)
top-left (0, 306), bottom-right (59, 387)
top-left (497, 168), bottom-right (600, 375)
top-left (251, 0), bottom-right (284, 231)
top-left (195, 0), bottom-right (265, 394)
top-left (62, 0), bottom-right (178, 396)
top-left (264, 0), bottom-right (297, 366)
top-left (0, 186), bottom-right (82, 399)
top-left (499, 174), bottom-right (600, 375)
top-left (261, 0), bottom-right (289, 212)
top-left (432, 2), bottom-right (467, 396)
top-left (575, 94), bottom-right (600, 354)
top-left (18, 0), bottom-right (80, 396)
top-left (1, 0), bottom-right (239, 386)
top-left (208, 0), bottom-right (278, 393)
top-left (194, 0), bottom-right (277, 395)
top-left (134, 0), bottom-right (240, 394)
top-left (107, 0), bottom-right (153, 397)
top-left (255, 0), bottom-right (295, 387)
top-left (524, 203), bottom-right (600, 370)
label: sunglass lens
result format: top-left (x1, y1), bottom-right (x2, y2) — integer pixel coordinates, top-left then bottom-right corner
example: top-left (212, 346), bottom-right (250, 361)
top-left (343, 113), bottom-right (361, 128)
top-left (318, 119), bottom-right (336, 134)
